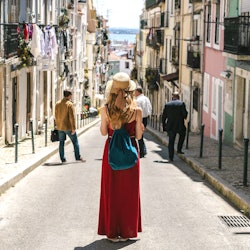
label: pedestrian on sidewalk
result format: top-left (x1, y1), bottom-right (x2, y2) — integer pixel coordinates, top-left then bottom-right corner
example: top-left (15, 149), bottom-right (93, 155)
top-left (98, 72), bottom-right (143, 242)
top-left (55, 89), bottom-right (85, 163)
top-left (162, 91), bottom-right (188, 162)
top-left (134, 87), bottom-right (152, 158)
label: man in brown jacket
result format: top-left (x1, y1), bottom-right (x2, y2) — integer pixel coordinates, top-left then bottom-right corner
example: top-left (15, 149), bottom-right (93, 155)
top-left (55, 89), bottom-right (85, 163)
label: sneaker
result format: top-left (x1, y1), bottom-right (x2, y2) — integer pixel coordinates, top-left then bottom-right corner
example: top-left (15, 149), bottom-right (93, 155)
top-left (62, 159), bottom-right (67, 163)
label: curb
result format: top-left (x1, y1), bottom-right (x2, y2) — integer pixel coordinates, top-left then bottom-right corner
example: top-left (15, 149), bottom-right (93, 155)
top-left (147, 126), bottom-right (250, 217)
top-left (0, 118), bottom-right (100, 195)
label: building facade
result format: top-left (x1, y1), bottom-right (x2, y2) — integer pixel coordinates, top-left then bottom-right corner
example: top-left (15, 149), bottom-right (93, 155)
top-left (0, 0), bottom-right (107, 146)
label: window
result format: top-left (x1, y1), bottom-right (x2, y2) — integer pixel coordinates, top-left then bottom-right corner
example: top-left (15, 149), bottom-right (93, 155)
top-left (170, 0), bottom-right (174, 15)
top-left (193, 87), bottom-right (199, 112)
top-left (206, 5), bottom-right (211, 43)
top-left (212, 78), bottom-right (217, 115)
top-left (125, 61), bottom-right (129, 69)
top-left (215, 4), bottom-right (220, 44)
top-left (193, 15), bottom-right (201, 38)
top-left (203, 73), bottom-right (209, 113)
top-left (9, 0), bottom-right (20, 23)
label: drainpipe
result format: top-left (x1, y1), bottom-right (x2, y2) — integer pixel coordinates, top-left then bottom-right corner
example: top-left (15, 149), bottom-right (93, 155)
top-left (179, 4), bottom-right (184, 93)
top-left (35, 0), bottom-right (38, 23)
top-left (200, 0), bottom-right (206, 130)
top-left (3, 0), bottom-right (7, 144)
top-left (189, 2), bottom-right (195, 130)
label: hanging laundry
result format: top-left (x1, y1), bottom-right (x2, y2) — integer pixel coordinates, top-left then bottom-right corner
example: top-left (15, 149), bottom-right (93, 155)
top-left (24, 23), bottom-right (29, 42)
top-left (30, 24), bottom-right (45, 58)
top-left (44, 26), bottom-right (58, 60)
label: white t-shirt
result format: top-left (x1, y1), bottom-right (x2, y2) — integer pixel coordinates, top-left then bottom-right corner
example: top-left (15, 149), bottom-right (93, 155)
top-left (136, 94), bottom-right (152, 118)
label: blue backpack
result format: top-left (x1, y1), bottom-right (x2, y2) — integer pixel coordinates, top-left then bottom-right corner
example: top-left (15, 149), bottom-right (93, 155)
top-left (108, 126), bottom-right (138, 170)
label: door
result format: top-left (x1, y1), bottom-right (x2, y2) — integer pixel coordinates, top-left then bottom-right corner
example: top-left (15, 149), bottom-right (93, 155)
top-left (12, 77), bottom-right (17, 135)
top-left (235, 77), bottom-right (245, 146)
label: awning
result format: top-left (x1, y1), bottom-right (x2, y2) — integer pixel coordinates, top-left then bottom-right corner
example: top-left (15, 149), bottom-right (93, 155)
top-left (161, 72), bottom-right (178, 81)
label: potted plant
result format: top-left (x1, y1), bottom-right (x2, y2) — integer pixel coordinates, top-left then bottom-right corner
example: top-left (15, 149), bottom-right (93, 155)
top-left (58, 8), bottom-right (70, 29)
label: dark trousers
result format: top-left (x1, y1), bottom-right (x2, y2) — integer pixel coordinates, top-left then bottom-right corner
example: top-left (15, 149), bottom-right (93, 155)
top-left (138, 117), bottom-right (148, 157)
top-left (168, 130), bottom-right (186, 160)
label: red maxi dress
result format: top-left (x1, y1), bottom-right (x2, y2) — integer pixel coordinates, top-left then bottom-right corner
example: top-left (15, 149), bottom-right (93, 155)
top-left (98, 120), bottom-right (142, 239)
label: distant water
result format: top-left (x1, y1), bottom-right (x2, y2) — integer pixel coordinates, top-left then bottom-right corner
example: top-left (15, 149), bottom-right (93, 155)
top-left (109, 33), bottom-right (136, 44)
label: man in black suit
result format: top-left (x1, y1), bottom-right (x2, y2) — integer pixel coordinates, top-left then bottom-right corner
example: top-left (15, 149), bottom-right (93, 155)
top-left (162, 92), bottom-right (188, 162)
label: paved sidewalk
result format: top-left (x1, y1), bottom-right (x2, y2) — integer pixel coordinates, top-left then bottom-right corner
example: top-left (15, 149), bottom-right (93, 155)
top-left (0, 118), bottom-right (100, 195)
top-left (147, 126), bottom-right (250, 217)
top-left (0, 118), bottom-right (249, 217)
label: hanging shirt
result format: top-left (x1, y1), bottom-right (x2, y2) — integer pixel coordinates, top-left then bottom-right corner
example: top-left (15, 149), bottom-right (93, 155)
top-left (44, 26), bottom-right (58, 60)
top-left (30, 24), bottom-right (45, 58)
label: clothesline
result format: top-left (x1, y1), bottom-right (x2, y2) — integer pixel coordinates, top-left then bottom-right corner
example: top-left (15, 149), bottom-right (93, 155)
top-left (0, 23), bottom-right (58, 28)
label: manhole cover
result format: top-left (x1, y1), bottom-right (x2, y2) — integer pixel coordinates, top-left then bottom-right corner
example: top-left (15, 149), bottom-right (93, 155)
top-left (219, 215), bottom-right (250, 227)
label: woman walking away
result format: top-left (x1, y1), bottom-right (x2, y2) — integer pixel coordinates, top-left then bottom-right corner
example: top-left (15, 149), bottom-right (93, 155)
top-left (98, 72), bottom-right (143, 242)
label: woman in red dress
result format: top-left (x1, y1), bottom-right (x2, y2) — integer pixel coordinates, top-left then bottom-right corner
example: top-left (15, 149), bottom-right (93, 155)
top-left (98, 72), bottom-right (143, 242)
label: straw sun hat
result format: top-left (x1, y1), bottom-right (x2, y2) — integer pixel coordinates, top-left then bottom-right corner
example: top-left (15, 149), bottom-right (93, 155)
top-left (105, 72), bottom-right (136, 98)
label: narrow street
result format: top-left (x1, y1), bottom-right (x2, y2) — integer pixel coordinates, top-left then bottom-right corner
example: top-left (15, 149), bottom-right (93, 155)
top-left (0, 123), bottom-right (250, 250)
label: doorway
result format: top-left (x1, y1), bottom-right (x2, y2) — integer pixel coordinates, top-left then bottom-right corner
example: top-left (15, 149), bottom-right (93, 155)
top-left (235, 77), bottom-right (246, 147)
top-left (12, 77), bottom-right (18, 135)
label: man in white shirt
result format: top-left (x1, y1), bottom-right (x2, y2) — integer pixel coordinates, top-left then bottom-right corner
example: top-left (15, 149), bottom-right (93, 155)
top-left (135, 87), bottom-right (152, 158)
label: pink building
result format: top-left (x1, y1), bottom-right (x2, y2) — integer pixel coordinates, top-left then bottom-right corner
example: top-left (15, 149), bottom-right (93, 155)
top-left (203, 1), bottom-right (226, 139)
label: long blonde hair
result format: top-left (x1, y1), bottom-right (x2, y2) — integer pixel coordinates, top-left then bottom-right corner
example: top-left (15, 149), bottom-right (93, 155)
top-left (106, 90), bottom-right (137, 129)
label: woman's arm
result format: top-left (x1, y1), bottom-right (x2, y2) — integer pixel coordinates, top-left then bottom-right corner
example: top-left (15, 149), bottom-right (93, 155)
top-left (135, 107), bottom-right (143, 140)
top-left (100, 106), bottom-right (109, 136)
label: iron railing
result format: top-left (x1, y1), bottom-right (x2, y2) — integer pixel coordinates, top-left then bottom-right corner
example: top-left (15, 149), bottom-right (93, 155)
top-left (146, 0), bottom-right (164, 10)
top-left (3, 24), bottom-right (19, 59)
top-left (187, 49), bottom-right (200, 68)
top-left (171, 45), bottom-right (179, 65)
top-left (224, 15), bottom-right (250, 55)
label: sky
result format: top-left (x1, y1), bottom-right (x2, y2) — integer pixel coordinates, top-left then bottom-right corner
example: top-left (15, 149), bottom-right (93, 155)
top-left (93, 0), bottom-right (144, 29)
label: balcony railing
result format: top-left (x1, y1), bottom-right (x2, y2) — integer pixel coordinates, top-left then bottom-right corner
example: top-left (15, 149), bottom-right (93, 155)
top-left (146, 29), bottom-right (164, 50)
top-left (175, 0), bottom-right (181, 9)
top-left (224, 15), bottom-right (250, 55)
top-left (171, 45), bottom-right (179, 65)
top-left (146, 0), bottom-right (163, 10)
top-left (187, 50), bottom-right (200, 69)
top-left (145, 67), bottom-right (160, 91)
top-left (140, 19), bottom-right (148, 29)
top-left (4, 24), bottom-right (19, 59)
top-left (190, 0), bottom-right (202, 2)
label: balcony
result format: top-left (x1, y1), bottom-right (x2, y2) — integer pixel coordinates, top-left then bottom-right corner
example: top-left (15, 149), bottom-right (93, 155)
top-left (140, 19), bottom-right (148, 29)
top-left (4, 24), bottom-right (19, 59)
top-left (146, 0), bottom-right (163, 10)
top-left (146, 29), bottom-right (164, 50)
top-left (175, 0), bottom-right (181, 9)
top-left (145, 67), bottom-right (160, 91)
top-left (187, 50), bottom-right (200, 69)
top-left (171, 46), bottom-right (179, 66)
top-left (224, 16), bottom-right (250, 58)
